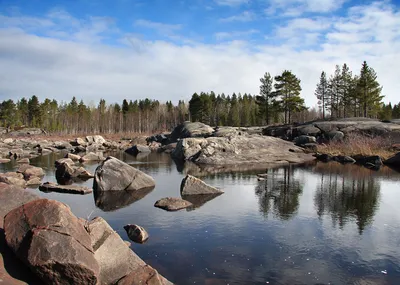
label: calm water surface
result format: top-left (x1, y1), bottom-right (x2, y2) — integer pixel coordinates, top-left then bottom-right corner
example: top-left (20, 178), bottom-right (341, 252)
top-left (2, 152), bottom-right (400, 285)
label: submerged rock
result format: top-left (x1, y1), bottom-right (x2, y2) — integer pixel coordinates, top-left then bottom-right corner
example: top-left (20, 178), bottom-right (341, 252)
top-left (93, 156), bottom-right (155, 192)
top-left (4, 199), bottom-right (100, 285)
top-left (125, 145), bottom-right (151, 155)
top-left (154, 197), bottom-right (193, 211)
top-left (39, 182), bottom-right (93, 195)
top-left (180, 174), bottom-right (224, 195)
top-left (123, 224), bottom-right (149, 244)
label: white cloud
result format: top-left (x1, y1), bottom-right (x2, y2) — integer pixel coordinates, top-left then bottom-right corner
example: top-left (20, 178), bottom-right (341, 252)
top-left (214, 0), bottom-right (249, 7)
top-left (134, 19), bottom-right (182, 34)
top-left (215, 29), bottom-right (259, 41)
top-left (0, 1), bottom-right (399, 108)
top-left (220, 11), bottom-right (255, 22)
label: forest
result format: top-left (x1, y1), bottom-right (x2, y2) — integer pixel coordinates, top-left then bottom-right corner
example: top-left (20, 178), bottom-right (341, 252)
top-left (0, 61), bottom-right (399, 134)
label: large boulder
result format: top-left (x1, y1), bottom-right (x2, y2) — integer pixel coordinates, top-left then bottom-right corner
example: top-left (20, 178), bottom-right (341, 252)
top-left (4, 199), bottom-right (100, 285)
top-left (180, 175), bottom-right (224, 195)
top-left (172, 135), bottom-right (315, 169)
top-left (93, 135), bottom-right (106, 145)
top-left (170, 121), bottom-right (214, 142)
top-left (17, 164), bottom-right (45, 180)
top-left (384, 152), bottom-right (400, 168)
top-left (0, 172), bottom-right (26, 187)
top-left (93, 156), bottom-right (155, 192)
top-left (80, 152), bottom-right (105, 163)
top-left (87, 217), bottom-right (171, 285)
top-left (116, 265), bottom-right (166, 285)
top-left (294, 135), bottom-right (316, 145)
top-left (56, 162), bottom-right (94, 182)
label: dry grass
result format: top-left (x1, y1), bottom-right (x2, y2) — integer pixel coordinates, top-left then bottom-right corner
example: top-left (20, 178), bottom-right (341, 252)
top-left (317, 133), bottom-right (396, 160)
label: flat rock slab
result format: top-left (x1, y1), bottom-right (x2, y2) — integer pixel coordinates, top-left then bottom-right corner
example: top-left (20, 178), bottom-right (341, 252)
top-left (180, 174), bottom-right (224, 195)
top-left (154, 197), bottom-right (193, 211)
top-left (39, 182), bottom-right (93, 195)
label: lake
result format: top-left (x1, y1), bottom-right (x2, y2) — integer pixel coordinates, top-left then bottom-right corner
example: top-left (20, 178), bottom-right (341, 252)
top-left (2, 152), bottom-right (400, 285)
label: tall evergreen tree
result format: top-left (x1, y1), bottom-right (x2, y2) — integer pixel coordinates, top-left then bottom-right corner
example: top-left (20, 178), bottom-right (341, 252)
top-left (357, 61), bottom-right (383, 117)
top-left (274, 70), bottom-right (304, 124)
top-left (256, 72), bottom-right (277, 125)
top-left (315, 71), bottom-right (328, 119)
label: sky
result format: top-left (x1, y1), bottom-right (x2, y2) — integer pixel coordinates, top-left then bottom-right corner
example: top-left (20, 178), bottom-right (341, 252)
top-left (0, 0), bottom-right (399, 107)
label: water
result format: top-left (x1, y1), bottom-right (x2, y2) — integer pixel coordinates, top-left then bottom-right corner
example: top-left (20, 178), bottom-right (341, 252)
top-left (2, 152), bottom-right (400, 285)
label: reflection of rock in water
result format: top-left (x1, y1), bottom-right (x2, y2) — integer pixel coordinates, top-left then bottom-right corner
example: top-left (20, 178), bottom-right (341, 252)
top-left (182, 193), bottom-right (223, 211)
top-left (313, 163), bottom-right (380, 234)
top-left (94, 187), bottom-right (154, 212)
top-left (255, 165), bottom-right (303, 220)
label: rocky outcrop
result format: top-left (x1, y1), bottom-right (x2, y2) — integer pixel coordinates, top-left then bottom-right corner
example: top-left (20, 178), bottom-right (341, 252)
top-left (123, 224), bottom-right (149, 244)
top-left (39, 182), bottom-right (93, 195)
top-left (180, 175), bottom-right (224, 195)
top-left (4, 199), bottom-right (100, 285)
top-left (154, 197), bottom-right (193, 211)
top-left (172, 135), bottom-right (315, 169)
top-left (87, 217), bottom-right (172, 285)
top-left (170, 121), bottom-right (214, 142)
top-left (80, 152), bottom-right (105, 162)
top-left (116, 265), bottom-right (167, 285)
top-left (93, 156), bottom-right (155, 192)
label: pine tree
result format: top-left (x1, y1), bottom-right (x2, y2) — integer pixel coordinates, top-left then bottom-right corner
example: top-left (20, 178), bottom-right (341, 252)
top-left (340, 63), bottom-right (353, 118)
top-left (228, 93), bottom-right (240, 127)
top-left (256, 72), bottom-right (277, 125)
top-left (357, 61), bottom-right (383, 117)
top-left (274, 70), bottom-right (304, 124)
top-left (28, 95), bottom-right (41, 127)
top-left (327, 65), bottom-right (341, 118)
top-left (315, 71), bottom-right (328, 119)
top-left (189, 93), bottom-right (202, 122)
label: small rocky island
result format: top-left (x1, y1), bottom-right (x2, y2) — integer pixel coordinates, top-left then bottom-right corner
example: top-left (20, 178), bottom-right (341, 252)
top-left (1, 118), bottom-right (400, 284)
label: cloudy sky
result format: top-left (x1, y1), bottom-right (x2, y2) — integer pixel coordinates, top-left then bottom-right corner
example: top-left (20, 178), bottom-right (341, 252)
top-left (0, 0), bottom-right (399, 107)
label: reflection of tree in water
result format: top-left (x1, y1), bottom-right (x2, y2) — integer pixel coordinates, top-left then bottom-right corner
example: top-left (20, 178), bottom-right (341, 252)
top-left (255, 165), bottom-right (303, 220)
top-left (313, 165), bottom-right (380, 235)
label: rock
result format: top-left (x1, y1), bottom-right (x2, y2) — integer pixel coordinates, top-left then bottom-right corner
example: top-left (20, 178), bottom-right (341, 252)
top-left (172, 136), bottom-right (315, 168)
top-left (3, 138), bottom-right (14, 144)
top-left (56, 162), bottom-right (94, 182)
top-left (213, 126), bottom-right (239, 137)
top-left (66, 153), bottom-right (82, 161)
top-left (180, 175), bottom-right (224, 195)
top-left (86, 136), bottom-right (94, 143)
top-left (8, 128), bottom-right (44, 136)
top-left (9, 148), bottom-right (23, 158)
top-left (4, 199), bottom-right (100, 285)
top-left (26, 177), bottom-right (42, 186)
top-left (93, 156), bottom-right (155, 192)
top-left (170, 121), bottom-right (214, 142)
top-left (149, 141), bottom-right (162, 151)
top-left (86, 143), bottom-right (106, 153)
top-left (80, 152), bottom-right (105, 162)
top-left (384, 152), bottom-right (400, 167)
top-left (16, 158), bottom-right (30, 164)
top-left (159, 143), bottom-right (177, 153)
top-left (294, 135), bottom-right (317, 145)
top-left (39, 182), bottom-right (93, 194)
top-left (17, 164), bottom-right (45, 179)
top-left (55, 157), bottom-right (75, 167)
top-left (87, 217), bottom-right (171, 285)
top-left (301, 143), bottom-right (318, 152)
top-left (326, 131), bottom-right (345, 141)
top-left (123, 224), bottom-right (149, 244)
top-left (0, 158), bottom-right (11, 163)
top-left (125, 145), bottom-right (151, 156)
top-left (93, 135), bottom-right (106, 144)
top-left (146, 134), bottom-right (169, 145)
top-left (94, 188), bottom-right (153, 212)
top-left (296, 125), bottom-right (321, 136)
top-left (71, 137), bottom-right (87, 146)
top-left (0, 172), bottom-right (26, 187)
top-left (75, 145), bottom-right (87, 153)
top-left (116, 265), bottom-right (166, 285)
top-left (353, 155), bottom-right (383, 167)
top-left (74, 167), bottom-right (94, 179)
top-left (154, 197), bottom-right (193, 211)
top-left (333, 155), bottom-right (356, 164)
top-left (316, 153), bottom-right (333, 162)
top-left (54, 141), bottom-right (73, 150)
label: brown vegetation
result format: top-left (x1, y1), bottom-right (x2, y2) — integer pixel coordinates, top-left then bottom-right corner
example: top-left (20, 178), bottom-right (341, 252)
top-left (317, 133), bottom-right (396, 159)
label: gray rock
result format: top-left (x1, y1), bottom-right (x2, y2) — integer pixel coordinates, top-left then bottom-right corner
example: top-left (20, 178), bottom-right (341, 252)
top-left (56, 162), bottom-right (94, 181)
top-left (213, 127), bottom-right (239, 137)
top-left (4, 199), bottom-right (100, 285)
top-left (294, 135), bottom-right (317, 145)
top-left (93, 156), bottom-right (155, 191)
top-left (170, 121), bottom-right (214, 142)
top-left (326, 131), bottom-right (345, 141)
top-left (180, 175), bottom-right (224, 195)
top-left (87, 217), bottom-right (171, 285)
top-left (3, 138), bottom-right (14, 144)
top-left (93, 135), bottom-right (106, 144)
top-left (125, 145), bottom-right (151, 155)
top-left (55, 158), bottom-right (75, 167)
top-left (16, 164), bottom-right (45, 180)
top-left (80, 152), bottom-right (105, 162)
top-left (333, 155), bottom-right (356, 164)
top-left (0, 158), bottom-right (11, 163)
top-left (26, 177), bottom-right (42, 186)
top-left (66, 153), bottom-right (82, 161)
top-left (39, 182), bottom-right (93, 194)
top-left (17, 158), bottom-right (30, 164)
top-left (301, 143), bottom-right (318, 152)
top-left (172, 136), bottom-right (315, 168)
top-left (154, 197), bottom-right (193, 211)
top-left (296, 125), bottom-right (321, 136)
top-left (86, 136), bottom-right (94, 143)
top-left (123, 224), bottom-right (149, 244)
top-left (0, 172), bottom-right (26, 187)
top-left (353, 155), bottom-right (383, 167)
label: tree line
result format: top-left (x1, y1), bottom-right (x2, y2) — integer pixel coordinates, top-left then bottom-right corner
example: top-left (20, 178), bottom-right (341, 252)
top-left (0, 60), bottom-right (398, 134)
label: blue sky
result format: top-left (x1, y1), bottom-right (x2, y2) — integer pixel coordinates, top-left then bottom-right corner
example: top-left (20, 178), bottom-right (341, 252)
top-left (1, 0), bottom-right (400, 106)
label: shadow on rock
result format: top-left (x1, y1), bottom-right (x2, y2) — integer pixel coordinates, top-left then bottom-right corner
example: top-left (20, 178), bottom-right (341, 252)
top-left (94, 187), bottom-right (154, 212)
top-left (0, 228), bottom-right (42, 285)
top-left (182, 193), bottom-right (223, 211)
